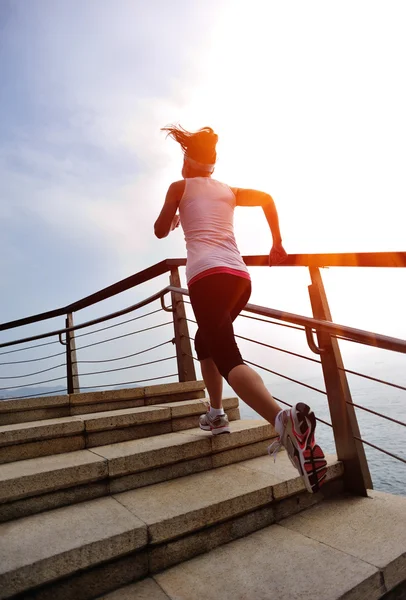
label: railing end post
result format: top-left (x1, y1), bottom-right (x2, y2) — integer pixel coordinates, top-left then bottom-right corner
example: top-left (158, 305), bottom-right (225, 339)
top-left (169, 268), bottom-right (197, 383)
top-left (65, 313), bottom-right (80, 395)
top-left (308, 267), bottom-right (373, 495)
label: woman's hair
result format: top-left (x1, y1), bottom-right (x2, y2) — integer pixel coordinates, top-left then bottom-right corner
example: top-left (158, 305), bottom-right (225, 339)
top-left (161, 124), bottom-right (218, 165)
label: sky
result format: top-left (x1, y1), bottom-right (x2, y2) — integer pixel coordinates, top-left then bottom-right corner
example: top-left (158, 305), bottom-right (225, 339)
top-left (1, 0), bottom-right (405, 397)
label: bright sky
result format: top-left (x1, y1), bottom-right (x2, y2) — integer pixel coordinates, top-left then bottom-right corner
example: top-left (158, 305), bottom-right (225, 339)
top-left (1, 0), bottom-right (405, 395)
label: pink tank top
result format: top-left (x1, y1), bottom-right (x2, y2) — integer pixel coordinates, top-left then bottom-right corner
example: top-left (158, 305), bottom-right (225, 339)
top-left (179, 177), bottom-right (250, 285)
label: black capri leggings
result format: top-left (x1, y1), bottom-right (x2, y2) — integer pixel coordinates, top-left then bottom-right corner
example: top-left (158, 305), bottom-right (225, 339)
top-left (189, 273), bottom-right (251, 381)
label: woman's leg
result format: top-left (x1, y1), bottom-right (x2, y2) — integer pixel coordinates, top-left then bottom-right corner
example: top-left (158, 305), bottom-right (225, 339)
top-left (200, 357), bottom-right (223, 409)
top-left (190, 274), bottom-right (326, 492)
top-left (191, 275), bottom-right (243, 414)
top-left (228, 364), bottom-right (281, 426)
top-left (191, 274), bottom-right (282, 424)
top-left (226, 281), bottom-right (282, 426)
top-left (193, 326), bottom-right (224, 411)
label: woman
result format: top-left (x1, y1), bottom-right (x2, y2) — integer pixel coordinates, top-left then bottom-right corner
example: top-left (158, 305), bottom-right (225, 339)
top-left (154, 124), bottom-right (327, 493)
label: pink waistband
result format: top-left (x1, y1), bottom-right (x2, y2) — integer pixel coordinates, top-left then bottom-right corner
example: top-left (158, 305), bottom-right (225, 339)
top-left (188, 267), bottom-right (251, 287)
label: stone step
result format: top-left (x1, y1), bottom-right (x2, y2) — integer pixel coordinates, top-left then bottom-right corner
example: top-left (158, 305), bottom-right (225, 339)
top-left (0, 453), bottom-right (344, 600)
top-left (0, 419), bottom-right (276, 522)
top-left (0, 397), bottom-right (239, 464)
top-left (130, 489), bottom-right (405, 600)
top-left (0, 380), bottom-right (206, 425)
top-left (0, 496), bottom-right (148, 600)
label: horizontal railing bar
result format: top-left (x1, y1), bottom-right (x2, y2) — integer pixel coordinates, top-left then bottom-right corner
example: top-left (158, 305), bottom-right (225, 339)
top-left (73, 340), bottom-right (174, 365)
top-left (240, 312), bottom-right (305, 332)
top-left (1, 388), bottom-right (67, 401)
top-left (2, 252), bottom-right (404, 333)
top-left (0, 339), bottom-right (59, 356)
top-left (165, 252), bottom-right (406, 269)
top-left (0, 375), bottom-right (66, 392)
top-left (0, 350), bottom-right (66, 365)
top-left (338, 367), bottom-right (406, 392)
top-left (185, 326), bottom-right (405, 421)
top-left (184, 314), bottom-right (308, 342)
top-left (0, 260), bottom-right (172, 332)
top-left (3, 283), bottom-right (406, 359)
top-left (79, 373), bottom-right (177, 390)
top-left (244, 359), bottom-right (327, 395)
top-left (78, 355), bottom-right (176, 377)
top-left (0, 363), bottom-right (65, 380)
top-left (74, 322), bottom-right (172, 352)
top-left (244, 305), bottom-right (406, 355)
top-left (243, 252), bottom-right (406, 268)
top-left (68, 261), bottom-right (171, 314)
top-left (169, 286), bottom-right (406, 354)
top-left (235, 334), bottom-right (322, 364)
top-left (354, 436), bottom-right (406, 464)
top-left (348, 401), bottom-right (406, 427)
top-left (0, 289), bottom-right (171, 349)
top-left (75, 307), bottom-right (164, 339)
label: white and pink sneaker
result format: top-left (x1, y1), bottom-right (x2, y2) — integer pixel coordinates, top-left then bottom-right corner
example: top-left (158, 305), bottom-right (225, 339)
top-left (199, 402), bottom-right (231, 435)
top-left (269, 402), bottom-right (327, 493)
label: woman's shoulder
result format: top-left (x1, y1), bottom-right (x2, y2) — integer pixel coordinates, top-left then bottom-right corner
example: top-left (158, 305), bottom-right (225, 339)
top-left (169, 179), bottom-right (186, 192)
top-left (167, 179), bottom-right (186, 199)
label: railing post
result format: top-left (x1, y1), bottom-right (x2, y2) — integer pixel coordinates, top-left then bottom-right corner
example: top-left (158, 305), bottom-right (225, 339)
top-left (66, 313), bottom-right (80, 394)
top-left (308, 266), bottom-right (372, 496)
top-left (169, 267), bottom-right (197, 382)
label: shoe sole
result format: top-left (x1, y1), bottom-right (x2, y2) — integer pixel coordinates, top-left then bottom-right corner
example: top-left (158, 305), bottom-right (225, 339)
top-left (199, 424), bottom-right (211, 431)
top-left (199, 424), bottom-right (231, 435)
top-left (289, 402), bottom-right (328, 494)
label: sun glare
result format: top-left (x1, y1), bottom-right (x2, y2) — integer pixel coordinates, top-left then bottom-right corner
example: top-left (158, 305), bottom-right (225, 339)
top-left (164, 1), bottom-right (406, 321)
top-left (169, 1), bottom-right (405, 259)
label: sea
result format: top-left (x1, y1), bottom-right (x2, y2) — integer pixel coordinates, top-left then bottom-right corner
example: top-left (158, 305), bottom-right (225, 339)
top-left (235, 376), bottom-right (406, 497)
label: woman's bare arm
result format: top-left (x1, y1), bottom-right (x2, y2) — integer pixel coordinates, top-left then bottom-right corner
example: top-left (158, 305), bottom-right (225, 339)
top-left (231, 187), bottom-right (282, 245)
top-left (154, 180), bottom-right (185, 239)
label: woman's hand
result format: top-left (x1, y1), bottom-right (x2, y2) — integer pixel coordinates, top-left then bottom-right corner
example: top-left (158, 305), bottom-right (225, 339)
top-left (170, 214), bottom-right (180, 232)
top-left (269, 243), bottom-right (288, 266)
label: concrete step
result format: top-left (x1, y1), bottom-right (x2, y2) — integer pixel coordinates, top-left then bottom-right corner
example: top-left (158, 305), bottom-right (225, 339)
top-left (0, 397), bottom-right (239, 464)
top-left (0, 419), bottom-right (275, 522)
top-left (0, 380), bottom-right (206, 425)
top-left (129, 489), bottom-right (405, 600)
top-left (0, 453), bottom-right (344, 600)
top-left (0, 496), bottom-right (148, 600)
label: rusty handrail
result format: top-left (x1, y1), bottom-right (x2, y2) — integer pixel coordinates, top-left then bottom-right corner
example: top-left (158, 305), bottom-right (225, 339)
top-left (2, 284), bottom-right (405, 356)
top-left (0, 288), bottom-right (169, 348)
top-left (2, 256), bottom-right (405, 496)
top-left (167, 286), bottom-right (406, 354)
top-left (2, 252), bottom-right (405, 332)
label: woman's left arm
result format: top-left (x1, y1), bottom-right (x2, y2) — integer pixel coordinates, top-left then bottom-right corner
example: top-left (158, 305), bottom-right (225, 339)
top-left (154, 180), bottom-right (185, 239)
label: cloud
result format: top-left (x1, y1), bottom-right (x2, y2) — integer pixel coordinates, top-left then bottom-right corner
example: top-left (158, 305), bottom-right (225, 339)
top-left (0, 0), bottom-right (234, 334)
top-left (2, 0), bottom-right (405, 356)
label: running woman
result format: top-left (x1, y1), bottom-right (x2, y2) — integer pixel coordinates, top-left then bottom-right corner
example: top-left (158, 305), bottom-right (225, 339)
top-left (154, 124), bottom-right (327, 493)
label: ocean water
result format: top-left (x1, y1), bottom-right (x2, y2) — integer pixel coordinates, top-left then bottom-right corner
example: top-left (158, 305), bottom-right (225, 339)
top-left (237, 377), bottom-right (406, 497)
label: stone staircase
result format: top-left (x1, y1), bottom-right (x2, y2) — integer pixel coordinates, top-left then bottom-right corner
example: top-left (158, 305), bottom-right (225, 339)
top-left (0, 381), bottom-right (404, 600)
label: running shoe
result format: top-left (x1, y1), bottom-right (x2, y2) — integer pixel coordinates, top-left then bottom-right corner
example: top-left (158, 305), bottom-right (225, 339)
top-left (268, 402), bottom-right (327, 493)
top-left (199, 402), bottom-right (231, 435)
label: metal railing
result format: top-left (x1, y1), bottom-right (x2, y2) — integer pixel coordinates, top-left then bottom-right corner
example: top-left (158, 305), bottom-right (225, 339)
top-left (0, 294), bottom-right (181, 398)
top-left (1, 252), bottom-right (405, 497)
